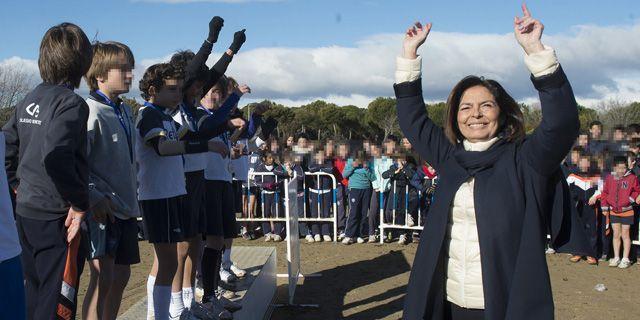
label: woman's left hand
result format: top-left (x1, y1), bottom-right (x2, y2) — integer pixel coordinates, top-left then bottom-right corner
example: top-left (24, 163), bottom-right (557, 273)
top-left (514, 3), bottom-right (545, 55)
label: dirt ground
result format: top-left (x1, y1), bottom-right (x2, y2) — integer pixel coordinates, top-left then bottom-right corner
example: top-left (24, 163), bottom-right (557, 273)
top-left (76, 239), bottom-right (640, 320)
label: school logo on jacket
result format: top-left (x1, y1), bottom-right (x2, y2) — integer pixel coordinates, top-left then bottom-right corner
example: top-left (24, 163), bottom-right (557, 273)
top-left (19, 103), bottom-right (42, 125)
top-left (26, 103), bottom-right (40, 117)
top-left (622, 181), bottom-right (629, 189)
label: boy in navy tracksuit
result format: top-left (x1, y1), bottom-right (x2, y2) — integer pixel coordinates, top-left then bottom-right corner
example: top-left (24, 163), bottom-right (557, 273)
top-left (566, 152), bottom-right (599, 265)
top-left (255, 152), bottom-right (287, 241)
top-left (342, 152), bottom-right (376, 244)
top-left (3, 23), bottom-right (92, 320)
top-left (308, 150), bottom-right (335, 242)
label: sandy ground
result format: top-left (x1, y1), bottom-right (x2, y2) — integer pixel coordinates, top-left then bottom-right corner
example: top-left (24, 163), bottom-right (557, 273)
top-left (76, 239), bottom-right (640, 320)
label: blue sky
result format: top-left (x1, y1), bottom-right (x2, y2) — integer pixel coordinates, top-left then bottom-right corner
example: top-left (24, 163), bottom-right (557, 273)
top-left (1, 0), bottom-right (637, 60)
top-left (1, 0), bottom-right (639, 106)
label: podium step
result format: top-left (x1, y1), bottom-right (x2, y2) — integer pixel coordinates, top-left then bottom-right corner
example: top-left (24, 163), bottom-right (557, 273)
top-left (118, 246), bottom-right (277, 320)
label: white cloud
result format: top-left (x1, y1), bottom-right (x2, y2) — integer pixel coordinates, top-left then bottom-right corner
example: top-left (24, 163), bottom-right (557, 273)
top-left (2, 21), bottom-right (639, 108)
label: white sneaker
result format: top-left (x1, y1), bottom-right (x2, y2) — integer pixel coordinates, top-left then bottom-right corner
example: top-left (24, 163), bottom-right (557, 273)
top-left (314, 234), bottom-right (322, 242)
top-left (407, 215), bottom-right (415, 227)
top-left (337, 232), bottom-right (346, 241)
top-left (367, 235), bottom-right (377, 243)
top-left (545, 247), bottom-right (556, 254)
top-left (219, 269), bottom-right (237, 283)
top-left (323, 235), bottom-right (332, 242)
top-left (618, 258), bottom-right (631, 269)
top-left (356, 237), bottom-right (365, 244)
top-left (609, 257), bottom-right (621, 267)
top-left (229, 264), bottom-right (246, 278)
top-left (305, 235), bottom-right (315, 243)
top-left (217, 295), bottom-right (242, 312)
top-left (342, 237), bottom-right (355, 245)
top-left (264, 233), bottom-right (273, 242)
top-left (398, 234), bottom-right (408, 245)
top-left (272, 234), bottom-right (283, 242)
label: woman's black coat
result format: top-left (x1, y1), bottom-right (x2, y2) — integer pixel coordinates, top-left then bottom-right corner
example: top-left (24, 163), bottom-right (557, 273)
top-left (395, 67), bottom-right (581, 320)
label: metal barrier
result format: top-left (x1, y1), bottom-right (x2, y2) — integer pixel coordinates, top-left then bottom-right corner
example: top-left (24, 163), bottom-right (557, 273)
top-left (237, 170), bottom-right (339, 242)
top-left (378, 178), bottom-right (436, 243)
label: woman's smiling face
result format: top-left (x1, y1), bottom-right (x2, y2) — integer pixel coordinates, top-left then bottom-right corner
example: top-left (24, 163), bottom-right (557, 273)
top-left (457, 85), bottom-right (501, 143)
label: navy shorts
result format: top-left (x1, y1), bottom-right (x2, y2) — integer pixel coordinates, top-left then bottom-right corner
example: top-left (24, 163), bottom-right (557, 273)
top-left (85, 217), bottom-right (141, 265)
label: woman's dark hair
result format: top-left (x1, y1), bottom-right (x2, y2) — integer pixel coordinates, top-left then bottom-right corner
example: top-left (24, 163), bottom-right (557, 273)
top-left (38, 23), bottom-right (92, 88)
top-left (444, 76), bottom-right (525, 144)
top-left (139, 63), bottom-right (180, 100)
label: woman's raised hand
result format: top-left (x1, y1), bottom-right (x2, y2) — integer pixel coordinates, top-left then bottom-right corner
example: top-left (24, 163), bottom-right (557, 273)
top-left (514, 4), bottom-right (545, 55)
top-left (402, 21), bottom-right (432, 59)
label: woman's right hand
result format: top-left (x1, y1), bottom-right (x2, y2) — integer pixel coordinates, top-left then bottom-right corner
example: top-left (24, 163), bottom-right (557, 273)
top-left (402, 21), bottom-right (432, 59)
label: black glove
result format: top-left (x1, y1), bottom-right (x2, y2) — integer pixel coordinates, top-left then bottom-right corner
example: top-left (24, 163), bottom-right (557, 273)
top-left (208, 16), bottom-right (224, 43)
top-left (229, 29), bottom-right (246, 54)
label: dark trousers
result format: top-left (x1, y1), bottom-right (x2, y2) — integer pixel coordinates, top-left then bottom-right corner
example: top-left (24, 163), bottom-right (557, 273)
top-left (262, 192), bottom-right (283, 235)
top-left (336, 184), bottom-right (347, 230)
top-left (444, 301), bottom-right (485, 320)
top-left (345, 188), bottom-right (372, 238)
top-left (598, 212), bottom-right (612, 258)
top-left (17, 215), bottom-right (86, 320)
top-left (310, 191), bottom-right (332, 236)
top-left (368, 191), bottom-right (382, 236)
top-left (297, 195), bottom-right (311, 236)
top-left (0, 255), bottom-right (25, 320)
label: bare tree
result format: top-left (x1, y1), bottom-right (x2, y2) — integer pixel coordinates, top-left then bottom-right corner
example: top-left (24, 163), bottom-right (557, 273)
top-left (0, 64), bottom-right (34, 108)
top-left (597, 98), bottom-right (640, 128)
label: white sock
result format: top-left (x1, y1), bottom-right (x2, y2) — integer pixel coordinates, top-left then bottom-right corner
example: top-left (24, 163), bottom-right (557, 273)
top-left (153, 285), bottom-right (171, 320)
top-left (182, 287), bottom-right (194, 309)
top-left (169, 291), bottom-right (185, 319)
top-left (146, 275), bottom-right (156, 320)
top-left (222, 247), bottom-right (232, 269)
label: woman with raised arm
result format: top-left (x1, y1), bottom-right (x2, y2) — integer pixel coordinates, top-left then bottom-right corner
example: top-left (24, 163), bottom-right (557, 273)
top-left (396, 5), bottom-right (581, 320)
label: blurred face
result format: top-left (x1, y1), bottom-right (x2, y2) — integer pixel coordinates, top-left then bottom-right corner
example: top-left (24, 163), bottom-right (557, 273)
top-left (613, 129), bottom-right (625, 141)
top-left (98, 54), bottom-right (133, 95)
top-left (315, 151), bottom-right (325, 163)
top-left (578, 157), bottom-right (590, 173)
top-left (384, 141), bottom-right (396, 155)
top-left (286, 136), bottom-right (295, 147)
top-left (590, 125), bottom-right (602, 140)
top-left (270, 140), bottom-right (279, 152)
top-left (298, 137), bottom-right (308, 149)
top-left (151, 78), bottom-right (182, 110)
top-left (265, 155), bottom-right (274, 166)
top-left (570, 151), bottom-right (580, 165)
top-left (614, 162), bottom-right (627, 177)
top-left (577, 134), bottom-right (589, 147)
top-left (370, 145), bottom-right (381, 158)
top-left (200, 85), bottom-right (224, 110)
top-left (325, 141), bottom-right (335, 156)
top-left (338, 144), bottom-right (349, 158)
top-left (401, 137), bottom-right (412, 150)
top-left (457, 85), bottom-right (501, 143)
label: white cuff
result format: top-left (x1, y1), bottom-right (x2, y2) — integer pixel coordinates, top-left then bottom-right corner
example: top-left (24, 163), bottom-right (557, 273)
top-left (395, 56), bottom-right (423, 84)
top-left (524, 45), bottom-right (559, 78)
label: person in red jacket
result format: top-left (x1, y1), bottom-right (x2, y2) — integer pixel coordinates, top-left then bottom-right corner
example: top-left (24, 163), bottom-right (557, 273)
top-left (598, 155), bottom-right (640, 268)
